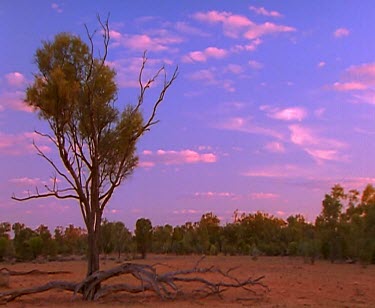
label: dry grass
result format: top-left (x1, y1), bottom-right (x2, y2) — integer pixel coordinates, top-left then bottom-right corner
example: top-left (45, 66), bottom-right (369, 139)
top-left (1, 255), bottom-right (374, 307)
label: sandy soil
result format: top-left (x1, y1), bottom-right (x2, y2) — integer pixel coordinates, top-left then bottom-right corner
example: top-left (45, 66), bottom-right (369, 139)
top-left (1, 255), bottom-right (374, 307)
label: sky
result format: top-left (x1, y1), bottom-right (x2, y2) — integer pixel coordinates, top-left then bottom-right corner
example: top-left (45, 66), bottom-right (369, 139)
top-left (1, 1), bottom-right (375, 231)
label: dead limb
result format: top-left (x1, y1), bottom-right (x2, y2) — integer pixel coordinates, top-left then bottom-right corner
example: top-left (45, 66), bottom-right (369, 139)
top-left (0, 268), bottom-right (71, 276)
top-left (0, 258), bottom-right (268, 303)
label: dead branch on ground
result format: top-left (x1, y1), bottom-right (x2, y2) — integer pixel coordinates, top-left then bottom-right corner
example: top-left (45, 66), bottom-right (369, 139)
top-left (0, 268), bottom-right (71, 276)
top-left (0, 257), bottom-right (268, 303)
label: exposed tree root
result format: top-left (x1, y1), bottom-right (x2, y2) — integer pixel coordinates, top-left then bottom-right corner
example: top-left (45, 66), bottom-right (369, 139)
top-left (0, 257), bottom-right (268, 303)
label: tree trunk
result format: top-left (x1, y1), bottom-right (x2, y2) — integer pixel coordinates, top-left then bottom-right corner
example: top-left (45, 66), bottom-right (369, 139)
top-left (87, 231), bottom-right (100, 276)
top-left (85, 227), bottom-right (100, 300)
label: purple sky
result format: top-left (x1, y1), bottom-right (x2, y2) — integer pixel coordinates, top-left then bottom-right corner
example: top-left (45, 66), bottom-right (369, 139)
top-left (1, 1), bottom-right (375, 230)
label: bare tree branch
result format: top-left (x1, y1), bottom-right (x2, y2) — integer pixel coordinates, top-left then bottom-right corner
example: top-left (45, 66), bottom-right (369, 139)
top-left (0, 258), bottom-right (268, 303)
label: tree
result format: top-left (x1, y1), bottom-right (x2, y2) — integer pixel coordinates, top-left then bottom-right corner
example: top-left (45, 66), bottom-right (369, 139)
top-left (12, 223), bottom-right (36, 260)
top-left (12, 17), bottom-right (177, 299)
top-left (152, 224), bottom-right (173, 254)
top-left (100, 220), bottom-right (132, 258)
top-left (316, 184), bottom-right (345, 262)
top-left (135, 218), bottom-right (153, 259)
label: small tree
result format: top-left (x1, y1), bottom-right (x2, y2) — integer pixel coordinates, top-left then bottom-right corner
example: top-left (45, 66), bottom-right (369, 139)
top-left (135, 218), bottom-right (152, 259)
top-left (12, 17), bottom-right (177, 299)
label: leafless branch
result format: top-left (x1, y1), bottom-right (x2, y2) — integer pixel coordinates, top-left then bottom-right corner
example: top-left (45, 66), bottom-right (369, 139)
top-left (0, 258), bottom-right (268, 303)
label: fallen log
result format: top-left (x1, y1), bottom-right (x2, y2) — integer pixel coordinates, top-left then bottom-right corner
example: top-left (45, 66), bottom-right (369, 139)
top-left (0, 268), bottom-right (71, 276)
top-left (0, 256), bottom-right (268, 303)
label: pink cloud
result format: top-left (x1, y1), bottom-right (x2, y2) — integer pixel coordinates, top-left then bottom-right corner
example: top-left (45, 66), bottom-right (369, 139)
top-left (289, 124), bottom-right (347, 163)
top-left (188, 69), bottom-right (235, 92)
top-left (347, 63), bottom-right (375, 78)
top-left (108, 56), bottom-right (174, 88)
top-left (334, 28), bottom-right (350, 38)
top-left (140, 149), bottom-right (217, 167)
top-left (243, 164), bottom-right (301, 178)
top-left (248, 60), bottom-right (263, 69)
top-left (244, 22), bottom-right (295, 40)
top-left (193, 191), bottom-right (236, 199)
top-left (193, 10), bottom-right (295, 40)
top-left (183, 47), bottom-right (228, 63)
top-left (318, 61), bottom-right (326, 68)
top-left (138, 161), bottom-right (155, 168)
top-left (264, 141), bottom-right (285, 153)
top-left (110, 30), bottom-right (182, 52)
top-left (0, 90), bottom-right (33, 112)
top-left (5, 72), bottom-right (26, 87)
top-left (289, 124), bottom-right (318, 146)
top-left (261, 106), bottom-right (307, 121)
top-left (173, 209), bottom-right (200, 215)
top-left (193, 11), bottom-right (252, 36)
top-left (232, 38), bottom-right (263, 52)
top-left (218, 117), bottom-right (283, 139)
top-left (109, 30), bottom-right (122, 40)
top-left (225, 64), bottom-right (244, 74)
top-left (251, 192), bottom-right (279, 199)
top-left (249, 6), bottom-right (282, 18)
top-left (175, 22), bottom-right (210, 37)
top-left (0, 131), bottom-right (52, 156)
top-left (332, 82), bottom-right (367, 91)
top-left (304, 149), bottom-right (339, 162)
top-left (9, 177), bottom-right (42, 186)
top-left (189, 69), bottom-right (216, 82)
top-left (51, 3), bottom-right (63, 13)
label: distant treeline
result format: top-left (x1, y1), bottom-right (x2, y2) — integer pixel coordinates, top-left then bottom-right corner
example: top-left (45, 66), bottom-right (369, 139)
top-left (1, 184), bottom-right (375, 264)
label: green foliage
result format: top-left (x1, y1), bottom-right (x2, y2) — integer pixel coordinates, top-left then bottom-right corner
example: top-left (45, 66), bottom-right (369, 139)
top-left (100, 220), bottom-right (132, 258)
top-left (5, 183), bottom-right (375, 263)
top-left (152, 224), bottom-right (173, 254)
top-left (135, 218), bottom-right (153, 259)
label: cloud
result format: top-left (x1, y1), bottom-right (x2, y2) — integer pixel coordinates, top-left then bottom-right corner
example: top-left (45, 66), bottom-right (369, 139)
top-left (330, 63), bottom-right (375, 104)
top-left (188, 68), bottom-right (236, 92)
top-left (243, 164), bottom-right (302, 178)
top-left (9, 177), bottom-right (42, 186)
top-left (248, 60), bottom-right (263, 69)
top-left (0, 90), bottom-right (33, 112)
top-left (261, 106), bottom-right (307, 121)
top-left (331, 82), bottom-right (367, 91)
top-left (0, 131), bottom-right (52, 156)
top-left (289, 124), bottom-right (347, 163)
top-left (232, 38), bottom-right (263, 52)
top-left (224, 64), bottom-right (244, 74)
top-left (175, 22), bottom-right (209, 37)
top-left (109, 29), bottom-right (182, 52)
top-left (191, 191), bottom-right (279, 201)
top-left (318, 61), bottom-right (326, 68)
top-left (264, 141), bottom-right (285, 153)
top-left (5, 72), bottom-right (26, 87)
top-left (182, 47), bottom-right (228, 63)
top-left (172, 209), bottom-right (201, 216)
top-left (193, 11), bottom-right (252, 38)
top-left (108, 56), bottom-right (174, 88)
top-left (193, 191), bottom-right (236, 199)
top-left (217, 117), bottom-right (284, 139)
top-left (250, 192), bottom-right (279, 199)
top-left (249, 6), bottom-right (282, 18)
top-left (140, 149), bottom-right (217, 167)
top-left (51, 3), bottom-right (63, 13)
top-left (192, 10), bottom-right (295, 40)
top-left (244, 22), bottom-right (295, 40)
top-left (304, 149), bottom-right (339, 162)
top-left (334, 28), bottom-right (350, 38)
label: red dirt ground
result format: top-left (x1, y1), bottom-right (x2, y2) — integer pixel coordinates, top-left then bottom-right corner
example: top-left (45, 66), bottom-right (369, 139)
top-left (1, 255), bottom-right (375, 307)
